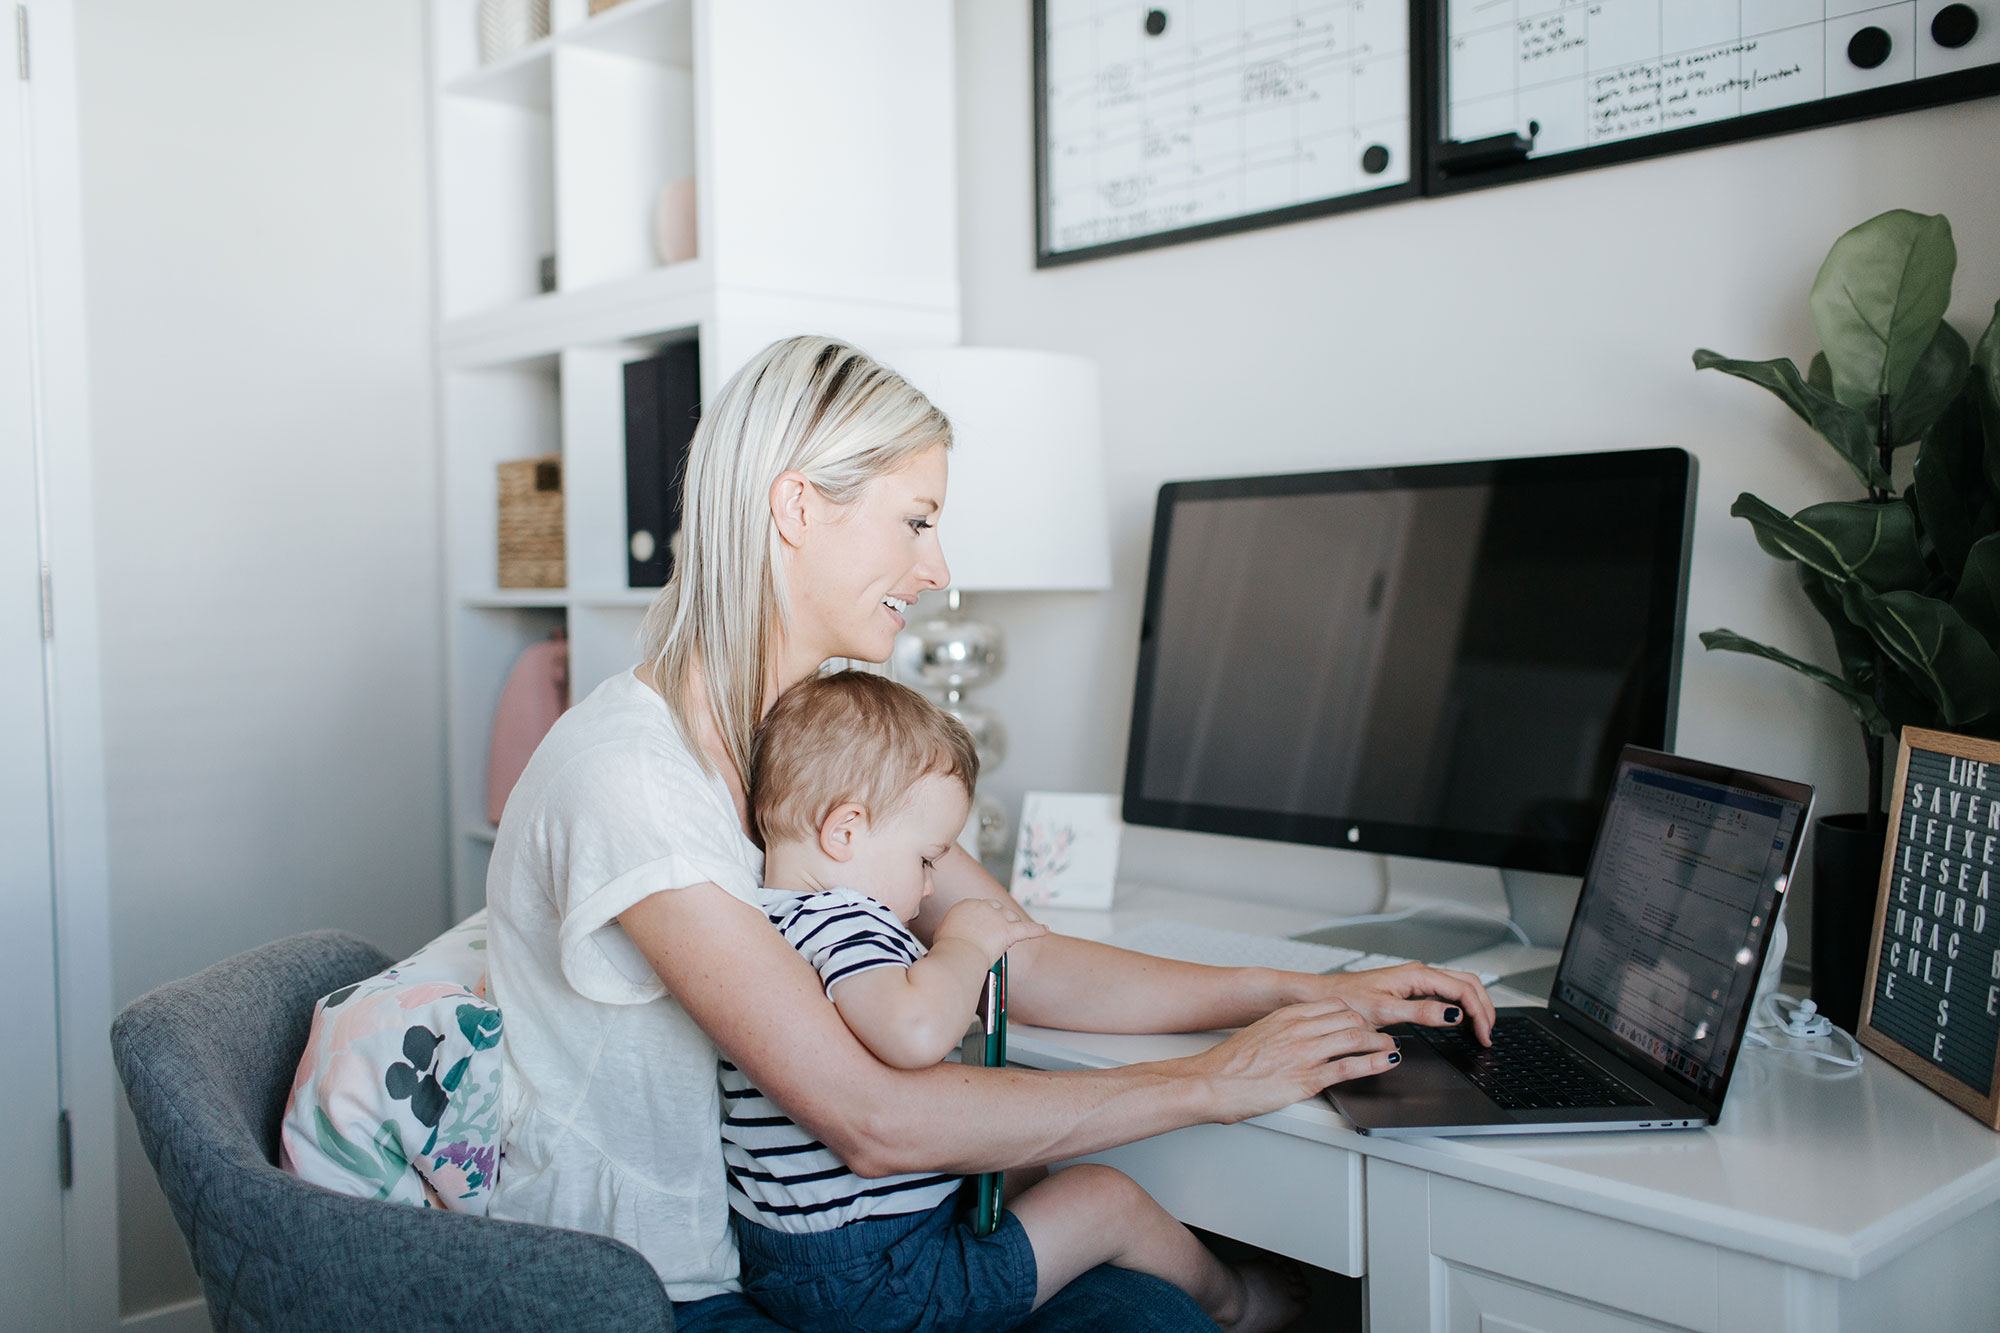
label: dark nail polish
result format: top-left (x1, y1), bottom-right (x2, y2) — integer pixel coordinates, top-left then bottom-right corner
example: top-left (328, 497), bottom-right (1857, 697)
top-left (1386, 1050), bottom-right (1401, 1065)
top-left (1444, 1006), bottom-right (1462, 1024)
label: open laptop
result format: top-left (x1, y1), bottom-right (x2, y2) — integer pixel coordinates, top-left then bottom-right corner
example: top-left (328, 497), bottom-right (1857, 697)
top-left (1330, 746), bottom-right (1813, 1137)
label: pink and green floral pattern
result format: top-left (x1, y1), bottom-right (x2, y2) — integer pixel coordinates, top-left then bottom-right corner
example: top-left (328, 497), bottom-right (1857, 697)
top-left (280, 912), bottom-right (505, 1213)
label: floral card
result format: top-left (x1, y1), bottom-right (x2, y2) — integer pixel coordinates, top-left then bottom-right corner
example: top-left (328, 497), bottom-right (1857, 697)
top-left (1010, 792), bottom-right (1122, 910)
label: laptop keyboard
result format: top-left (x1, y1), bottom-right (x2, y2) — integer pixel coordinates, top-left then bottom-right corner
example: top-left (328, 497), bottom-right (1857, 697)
top-left (1417, 1016), bottom-right (1648, 1111)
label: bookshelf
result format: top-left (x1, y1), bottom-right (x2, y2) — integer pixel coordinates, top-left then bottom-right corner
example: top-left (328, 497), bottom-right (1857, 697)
top-left (427, 0), bottom-right (961, 916)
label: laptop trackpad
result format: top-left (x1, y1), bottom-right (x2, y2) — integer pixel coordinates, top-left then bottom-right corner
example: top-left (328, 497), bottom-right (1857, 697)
top-left (1327, 1032), bottom-right (1505, 1126)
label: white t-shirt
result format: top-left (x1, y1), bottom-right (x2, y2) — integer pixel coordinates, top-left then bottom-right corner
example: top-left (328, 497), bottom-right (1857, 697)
top-left (486, 668), bottom-right (765, 1302)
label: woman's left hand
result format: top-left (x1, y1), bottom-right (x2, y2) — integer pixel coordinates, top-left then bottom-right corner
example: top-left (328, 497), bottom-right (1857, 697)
top-left (1305, 963), bottom-right (1496, 1045)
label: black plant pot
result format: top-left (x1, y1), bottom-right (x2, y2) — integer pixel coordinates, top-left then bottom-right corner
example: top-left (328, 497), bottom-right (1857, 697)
top-left (1810, 812), bottom-right (1888, 1032)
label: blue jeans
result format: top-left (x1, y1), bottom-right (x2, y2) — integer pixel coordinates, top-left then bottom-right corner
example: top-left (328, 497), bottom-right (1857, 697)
top-left (675, 1262), bottom-right (1216, 1333)
top-left (727, 1196), bottom-right (1036, 1333)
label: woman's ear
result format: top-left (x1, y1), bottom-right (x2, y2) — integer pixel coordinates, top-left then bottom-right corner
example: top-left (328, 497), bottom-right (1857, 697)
top-left (818, 803), bottom-right (869, 862)
top-left (771, 470), bottom-right (813, 550)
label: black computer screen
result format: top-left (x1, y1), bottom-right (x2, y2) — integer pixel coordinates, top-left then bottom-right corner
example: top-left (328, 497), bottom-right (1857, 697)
top-left (1121, 450), bottom-right (1695, 875)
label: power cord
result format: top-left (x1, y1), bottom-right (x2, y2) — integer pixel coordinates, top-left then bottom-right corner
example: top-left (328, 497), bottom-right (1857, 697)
top-left (1299, 902), bottom-right (1535, 948)
top-left (1743, 993), bottom-right (1863, 1070)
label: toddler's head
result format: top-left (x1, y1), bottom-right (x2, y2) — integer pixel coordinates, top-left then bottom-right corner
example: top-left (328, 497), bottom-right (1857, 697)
top-left (751, 670), bottom-right (978, 920)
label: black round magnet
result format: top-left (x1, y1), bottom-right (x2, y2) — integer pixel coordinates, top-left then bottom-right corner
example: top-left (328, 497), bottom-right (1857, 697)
top-left (1360, 144), bottom-right (1390, 175)
top-left (1933, 4), bottom-right (1979, 48)
top-left (1145, 9), bottom-right (1168, 37)
top-left (1847, 25), bottom-right (1893, 69)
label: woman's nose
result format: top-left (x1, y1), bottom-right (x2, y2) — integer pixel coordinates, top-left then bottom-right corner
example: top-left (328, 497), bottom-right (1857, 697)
top-left (916, 536), bottom-right (949, 592)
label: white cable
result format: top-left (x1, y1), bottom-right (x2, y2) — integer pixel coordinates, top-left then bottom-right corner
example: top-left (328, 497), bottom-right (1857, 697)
top-left (1300, 902), bottom-right (1535, 948)
top-left (1743, 993), bottom-right (1864, 1070)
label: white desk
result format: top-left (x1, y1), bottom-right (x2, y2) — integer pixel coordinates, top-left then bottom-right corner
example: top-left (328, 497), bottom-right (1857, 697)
top-left (1014, 887), bottom-right (2000, 1332)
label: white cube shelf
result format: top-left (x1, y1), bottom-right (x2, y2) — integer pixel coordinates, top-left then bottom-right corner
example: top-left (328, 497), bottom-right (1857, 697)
top-left (428, 0), bottom-right (962, 918)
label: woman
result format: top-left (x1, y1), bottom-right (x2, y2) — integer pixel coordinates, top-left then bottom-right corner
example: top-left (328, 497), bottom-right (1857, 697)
top-left (486, 336), bottom-right (1494, 1331)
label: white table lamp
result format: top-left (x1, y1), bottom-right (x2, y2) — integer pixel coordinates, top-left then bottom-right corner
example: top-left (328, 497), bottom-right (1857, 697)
top-left (885, 348), bottom-right (1111, 862)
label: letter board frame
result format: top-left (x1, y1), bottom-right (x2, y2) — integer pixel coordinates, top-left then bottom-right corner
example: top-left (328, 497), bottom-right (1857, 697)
top-left (1858, 726), bottom-right (2000, 1131)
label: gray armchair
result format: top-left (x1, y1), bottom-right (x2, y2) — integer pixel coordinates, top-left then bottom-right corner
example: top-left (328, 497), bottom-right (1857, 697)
top-left (110, 930), bottom-right (676, 1332)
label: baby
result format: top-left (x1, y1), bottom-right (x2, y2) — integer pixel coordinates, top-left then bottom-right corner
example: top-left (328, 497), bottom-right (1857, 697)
top-left (721, 670), bottom-right (1303, 1333)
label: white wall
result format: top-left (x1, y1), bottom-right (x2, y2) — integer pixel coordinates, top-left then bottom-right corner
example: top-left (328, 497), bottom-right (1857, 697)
top-left (954, 2), bottom-right (2000, 927)
top-left (73, 0), bottom-right (444, 1315)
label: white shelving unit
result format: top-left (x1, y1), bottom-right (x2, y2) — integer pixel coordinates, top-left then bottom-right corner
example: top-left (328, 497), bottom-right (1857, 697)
top-left (427, 0), bottom-right (961, 917)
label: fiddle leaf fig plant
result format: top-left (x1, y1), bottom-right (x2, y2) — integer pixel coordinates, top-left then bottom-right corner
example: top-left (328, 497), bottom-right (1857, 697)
top-left (1694, 209), bottom-right (2000, 829)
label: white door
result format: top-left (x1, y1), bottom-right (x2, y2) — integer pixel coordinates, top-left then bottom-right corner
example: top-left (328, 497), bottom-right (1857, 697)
top-left (2, 15), bottom-right (73, 1327)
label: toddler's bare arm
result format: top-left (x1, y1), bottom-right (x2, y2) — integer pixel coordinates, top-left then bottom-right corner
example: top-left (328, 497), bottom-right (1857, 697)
top-left (831, 900), bottom-right (1046, 1069)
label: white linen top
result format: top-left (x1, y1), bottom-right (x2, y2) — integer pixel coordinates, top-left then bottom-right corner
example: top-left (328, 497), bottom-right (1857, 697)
top-left (486, 667), bottom-right (764, 1302)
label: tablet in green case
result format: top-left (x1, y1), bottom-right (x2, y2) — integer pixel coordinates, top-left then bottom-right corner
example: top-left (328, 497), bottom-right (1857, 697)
top-left (968, 955), bottom-right (1006, 1236)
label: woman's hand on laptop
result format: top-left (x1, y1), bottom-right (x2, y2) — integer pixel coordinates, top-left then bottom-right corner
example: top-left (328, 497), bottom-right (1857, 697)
top-left (1182, 1000), bottom-right (1402, 1120)
top-left (1302, 965), bottom-right (1496, 1046)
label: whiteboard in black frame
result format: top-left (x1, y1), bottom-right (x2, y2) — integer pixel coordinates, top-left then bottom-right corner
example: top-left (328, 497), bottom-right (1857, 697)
top-left (1035, 0), bottom-right (1424, 267)
top-left (1431, 1), bottom-right (2000, 194)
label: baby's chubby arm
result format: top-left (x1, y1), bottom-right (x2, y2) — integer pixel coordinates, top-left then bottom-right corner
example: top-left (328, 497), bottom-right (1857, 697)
top-left (832, 900), bottom-right (1049, 1070)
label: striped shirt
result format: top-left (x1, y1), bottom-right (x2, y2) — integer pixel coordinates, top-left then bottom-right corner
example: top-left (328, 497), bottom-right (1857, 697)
top-left (719, 888), bottom-right (963, 1233)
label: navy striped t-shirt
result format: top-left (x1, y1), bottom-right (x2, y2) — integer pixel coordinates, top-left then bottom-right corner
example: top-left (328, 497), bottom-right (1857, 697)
top-left (719, 888), bottom-right (962, 1233)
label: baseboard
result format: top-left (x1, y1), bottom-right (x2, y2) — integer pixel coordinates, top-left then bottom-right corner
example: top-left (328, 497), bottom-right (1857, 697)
top-left (121, 1296), bottom-right (208, 1332)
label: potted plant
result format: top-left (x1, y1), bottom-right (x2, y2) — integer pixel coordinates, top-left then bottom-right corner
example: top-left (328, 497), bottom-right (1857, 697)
top-left (1694, 208), bottom-right (2000, 1029)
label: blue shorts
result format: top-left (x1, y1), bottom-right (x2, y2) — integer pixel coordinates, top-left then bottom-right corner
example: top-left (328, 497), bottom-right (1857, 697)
top-left (729, 1184), bottom-right (1039, 1333)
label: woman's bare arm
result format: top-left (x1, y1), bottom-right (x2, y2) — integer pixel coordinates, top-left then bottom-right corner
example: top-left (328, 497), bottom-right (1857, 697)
top-left (913, 846), bottom-right (1497, 1042)
top-left (618, 880), bottom-right (1398, 1178)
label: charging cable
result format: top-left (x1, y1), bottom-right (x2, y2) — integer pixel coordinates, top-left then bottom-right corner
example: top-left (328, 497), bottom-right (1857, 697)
top-left (1743, 993), bottom-right (1864, 1070)
top-left (1300, 902), bottom-right (1535, 948)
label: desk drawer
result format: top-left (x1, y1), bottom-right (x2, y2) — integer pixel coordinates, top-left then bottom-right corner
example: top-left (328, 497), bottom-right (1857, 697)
top-left (1429, 1176), bottom-right (1718, 1332)
top-left (1065, 1122), bottom-right (1364, 1275)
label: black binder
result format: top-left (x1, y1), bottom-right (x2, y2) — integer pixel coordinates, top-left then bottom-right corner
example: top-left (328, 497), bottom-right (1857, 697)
top-left (624, 341), bottom-right (701, 588)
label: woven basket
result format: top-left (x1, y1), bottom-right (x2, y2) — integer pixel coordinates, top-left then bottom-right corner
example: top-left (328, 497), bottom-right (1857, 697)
top-left (497, 455), bottom-right (565, 589)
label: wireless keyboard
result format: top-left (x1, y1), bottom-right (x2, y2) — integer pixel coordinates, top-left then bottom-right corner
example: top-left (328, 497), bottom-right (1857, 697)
top-left (1104, 919), bottom-right (1500, 984)
top-left (1104, 920), bottom-right (1370, 974)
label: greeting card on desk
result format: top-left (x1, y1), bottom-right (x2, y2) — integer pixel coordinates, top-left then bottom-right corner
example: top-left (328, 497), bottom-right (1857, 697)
top-left (1010, 792), bottom-right (1121, 910)
top-left (1859, 727), bottom-right (2000, 1130)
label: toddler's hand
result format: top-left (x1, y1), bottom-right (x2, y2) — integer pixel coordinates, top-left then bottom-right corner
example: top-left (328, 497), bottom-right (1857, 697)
top-left (935, 898), bottom-right (1049, 964)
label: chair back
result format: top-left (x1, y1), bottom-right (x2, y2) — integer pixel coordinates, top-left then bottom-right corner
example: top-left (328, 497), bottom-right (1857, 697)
top-left (112, 930), bottom-right (674, 1332)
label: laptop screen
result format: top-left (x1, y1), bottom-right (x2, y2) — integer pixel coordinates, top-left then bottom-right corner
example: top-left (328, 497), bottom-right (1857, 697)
top-left (1550, 751), bottom-right (1809, 1109)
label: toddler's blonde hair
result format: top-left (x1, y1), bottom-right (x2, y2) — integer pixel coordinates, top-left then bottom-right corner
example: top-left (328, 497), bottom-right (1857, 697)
top-left (751, 671), bottom-right (978, 850)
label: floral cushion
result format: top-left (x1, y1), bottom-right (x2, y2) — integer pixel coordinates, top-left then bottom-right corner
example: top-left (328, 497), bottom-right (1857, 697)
top-left (279, 911), bottom-right (504, 1212)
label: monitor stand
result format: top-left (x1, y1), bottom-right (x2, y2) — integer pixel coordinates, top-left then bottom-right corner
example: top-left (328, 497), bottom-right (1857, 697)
top-left (1292, 912), bottom-right (1513, 963)
top-left (1288, 856), bottom-right (1516, 963)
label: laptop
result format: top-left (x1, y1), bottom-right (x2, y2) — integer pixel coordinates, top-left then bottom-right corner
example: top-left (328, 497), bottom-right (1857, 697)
top-left (1330, 746), bottom-right (1813, 1137)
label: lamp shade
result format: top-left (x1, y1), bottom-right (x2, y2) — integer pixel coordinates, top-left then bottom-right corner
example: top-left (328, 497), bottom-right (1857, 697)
top-left (887, 348), bottom-right (1110, 592)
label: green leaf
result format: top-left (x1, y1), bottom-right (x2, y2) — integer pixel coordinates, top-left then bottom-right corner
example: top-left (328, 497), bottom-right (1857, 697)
top-left (442, 1056), bottom-right (470, 1093)
top-left (1887, 320), bottom-right (1971, 449)
top-left (1810, 210), bottom-right (1956, 409)
top-left (1797, 567), bottom-right (1877, 683)
top-left (1692, 351), bottom-right (1887, 490)
top-left (1800, 567), bottom-right (1946, 733)
top-left (314, 1107), bottom-right (403, 1201)
top-left (457, 1002), bottom-right (502, 1051)
top-left (1699, 628), bottom-right (1895, 736)
top-left (1911, 395), bottom-right (1994, 580)
top-left (1730, 493), bottom-right (1928, 591)
top-left (1839, 585), bottom-right (2000, 725)
top-left (1953, 533), bottom-right (2000, 643)
top-left (1808, 352), bottom-right (1833, 393)
top-left (1974, 299), bottom-right (2000, 500)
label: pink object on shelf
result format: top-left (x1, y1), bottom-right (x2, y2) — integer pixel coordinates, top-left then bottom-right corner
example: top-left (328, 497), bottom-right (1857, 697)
top-left (486, 635), bottom-right (569, 826)
top-left (654, 177), bottom-right (698, 265)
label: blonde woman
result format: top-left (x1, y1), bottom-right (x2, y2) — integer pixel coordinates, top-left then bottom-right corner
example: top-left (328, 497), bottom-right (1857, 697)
top-left (485, 336), bottom-right (1495, 1332)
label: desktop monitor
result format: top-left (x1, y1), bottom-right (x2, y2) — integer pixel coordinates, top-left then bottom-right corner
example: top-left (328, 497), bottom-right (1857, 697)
top-left (1122, 448), bottom-right (1695, 881)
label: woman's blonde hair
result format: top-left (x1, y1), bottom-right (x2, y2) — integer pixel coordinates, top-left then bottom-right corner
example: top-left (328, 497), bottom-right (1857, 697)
top-left (637, 335), bottom-right (952, 787)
